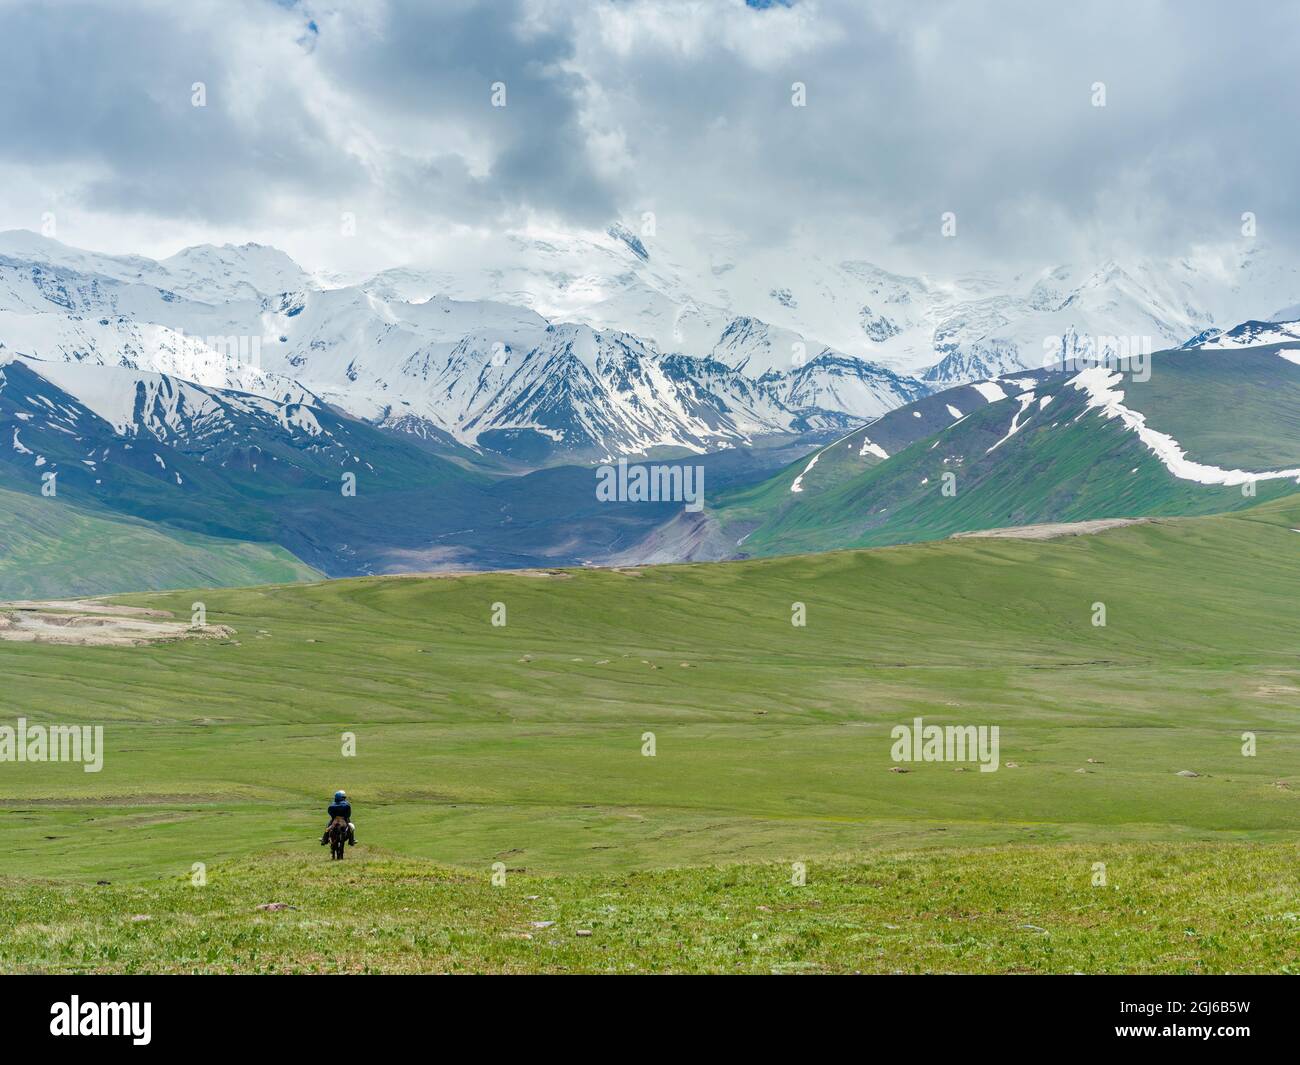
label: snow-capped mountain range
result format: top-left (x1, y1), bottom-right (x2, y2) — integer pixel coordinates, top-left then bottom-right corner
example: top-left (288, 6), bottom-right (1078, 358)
top-left (360, 225), bottom-right (1300, 383)
top-left (0, 230), bottom-right (923, 461)
top-left (2, 226), bottom-right (1300, 461)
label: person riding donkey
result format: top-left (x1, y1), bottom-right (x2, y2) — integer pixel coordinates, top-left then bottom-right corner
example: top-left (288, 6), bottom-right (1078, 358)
top-left (320, 789), bottom-right (357, 847)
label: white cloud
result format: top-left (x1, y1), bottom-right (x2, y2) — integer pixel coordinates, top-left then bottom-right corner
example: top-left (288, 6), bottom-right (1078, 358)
top-left (0, 0), bottom-right (1295, 277)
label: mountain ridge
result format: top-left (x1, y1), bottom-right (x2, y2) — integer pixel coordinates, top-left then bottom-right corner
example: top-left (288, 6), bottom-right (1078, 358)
top-left (0, 230), bottom-right (922, 461)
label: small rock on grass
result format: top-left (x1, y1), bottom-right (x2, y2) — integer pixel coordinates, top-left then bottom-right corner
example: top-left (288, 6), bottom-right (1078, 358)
top-left (256, 902), bottom-right (296, 912)
top-left (1176, 770), bottom-right (1201, 778)
top-left (576, 929), bottom-right (593, 937)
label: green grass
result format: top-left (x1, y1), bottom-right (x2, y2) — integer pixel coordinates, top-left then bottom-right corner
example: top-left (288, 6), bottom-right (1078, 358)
top-left (1, 495), bottom-right (1297, 972)
top-left (0, 487), bottom-right (320, 598)
top-left (3, 843), bottom-right (1297, 973)
top-left (3, 493), bottom-right (1298, 877)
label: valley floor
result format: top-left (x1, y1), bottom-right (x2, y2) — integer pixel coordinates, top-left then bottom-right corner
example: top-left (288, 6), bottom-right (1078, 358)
top-left (1, 496), bottom-right (1297, 973)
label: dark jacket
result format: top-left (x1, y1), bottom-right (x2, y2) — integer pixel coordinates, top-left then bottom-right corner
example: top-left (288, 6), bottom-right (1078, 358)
top-left (327, 801), bottom-right (352, 823)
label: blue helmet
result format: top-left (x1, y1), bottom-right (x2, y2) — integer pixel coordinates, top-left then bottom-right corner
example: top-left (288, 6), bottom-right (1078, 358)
top-left (334, 790), bottom-right (347, 802)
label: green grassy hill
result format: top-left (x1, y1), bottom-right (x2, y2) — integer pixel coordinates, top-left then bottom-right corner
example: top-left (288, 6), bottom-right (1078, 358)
top-left (0, 488), bottom-right (320, 598)
top-left (2, 494), bottom-right (1297, 885)
top-left (1122, 346), bottom-right (1300, 469)
top-left (710, 349), bottom-right (1300, 557)
top-left (3, 494), bottom-right (1297, 971)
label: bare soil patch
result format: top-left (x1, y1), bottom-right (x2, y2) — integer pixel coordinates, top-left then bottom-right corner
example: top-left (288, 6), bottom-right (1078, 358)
top-left (0, 599), bottom-right (234, 646)
top-left (951, 518), bottom-right (1149, 541)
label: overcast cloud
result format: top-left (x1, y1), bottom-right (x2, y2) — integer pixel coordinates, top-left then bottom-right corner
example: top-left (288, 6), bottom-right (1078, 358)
top-left (0, 0), bottom-right (1295, 274)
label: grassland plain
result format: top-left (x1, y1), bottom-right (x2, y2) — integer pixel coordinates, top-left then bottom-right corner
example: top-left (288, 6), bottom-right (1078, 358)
top-left (0, 495), bottom-right (1297, 972)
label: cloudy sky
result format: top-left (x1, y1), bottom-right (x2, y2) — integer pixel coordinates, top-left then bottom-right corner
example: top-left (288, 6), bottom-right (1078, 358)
top-left (0, 0), bottom-right (1294, 276)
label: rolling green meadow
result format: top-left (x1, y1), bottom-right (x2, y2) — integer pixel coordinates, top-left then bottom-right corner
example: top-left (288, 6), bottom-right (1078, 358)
top-left (1, 494), bottom-right (1298, 972)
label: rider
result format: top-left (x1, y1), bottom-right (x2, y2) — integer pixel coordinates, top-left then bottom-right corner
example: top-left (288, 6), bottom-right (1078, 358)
top-left (320, 789), bottom-right (356, 846)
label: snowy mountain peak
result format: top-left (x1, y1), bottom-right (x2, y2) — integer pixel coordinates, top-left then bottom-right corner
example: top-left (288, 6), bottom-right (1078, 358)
top-left (1181, 318), bottom-right (1300, 350)
top-left (159, 242), bottom-right (310, 302)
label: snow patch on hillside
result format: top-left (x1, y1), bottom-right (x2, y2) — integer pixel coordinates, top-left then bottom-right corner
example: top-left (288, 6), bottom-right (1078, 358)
top-left (971, 381), bottom-right (1006, 403)
top-left (987, 392), bottom-right (1036, 453)
top-left (790, 451), bottom-right (822, 493)
top-left (1071, 368), bottom-right (1300, 486)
